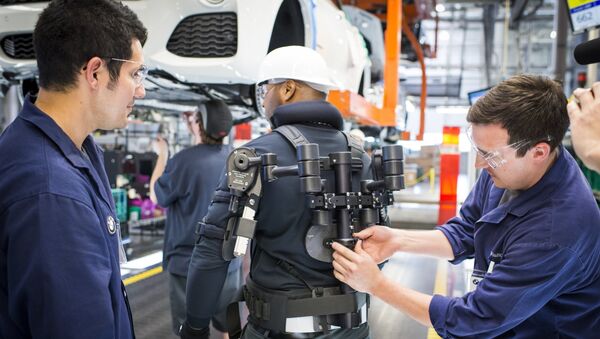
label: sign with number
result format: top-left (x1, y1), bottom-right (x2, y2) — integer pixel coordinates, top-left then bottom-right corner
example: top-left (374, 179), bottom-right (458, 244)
top-left (567, 0), bottom-right (600, 32)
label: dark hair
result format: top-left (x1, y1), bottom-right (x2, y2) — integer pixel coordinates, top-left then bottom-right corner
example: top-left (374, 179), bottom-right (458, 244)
top-left (34, 0), bottom-right (148, 92)
top-left (195, 112), bottom-right (223, 145)
top-left (467, 74), bottom-right (568, 157)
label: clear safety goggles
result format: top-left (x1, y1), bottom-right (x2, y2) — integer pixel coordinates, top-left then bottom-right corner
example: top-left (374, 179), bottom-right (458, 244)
top-left (466, 125), bottom-right (532, 169)
top-left (109, 57), bottom-right (148, 87)
top-left (256, 79), bottom-right (285, 102)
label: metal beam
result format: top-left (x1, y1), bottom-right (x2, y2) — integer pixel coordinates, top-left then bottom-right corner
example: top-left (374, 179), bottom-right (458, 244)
top-left (551, 0), bottom-right (568, 82)
top-left (510, 0), bottom-right (529, 28)
top-left (483, 4), bottom-right (497, 86)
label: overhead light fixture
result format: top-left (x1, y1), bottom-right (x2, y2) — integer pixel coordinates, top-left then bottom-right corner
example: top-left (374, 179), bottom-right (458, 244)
top-left (435, 4), bottom-right (445, 12)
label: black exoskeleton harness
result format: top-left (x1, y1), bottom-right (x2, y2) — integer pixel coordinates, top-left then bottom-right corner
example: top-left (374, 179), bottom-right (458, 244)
top-left (220, 124), bottom-right (405, 337)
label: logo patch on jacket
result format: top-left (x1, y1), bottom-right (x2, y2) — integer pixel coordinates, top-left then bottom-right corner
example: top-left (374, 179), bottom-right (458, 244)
top-left (107, 215), bottom-right (116, 234)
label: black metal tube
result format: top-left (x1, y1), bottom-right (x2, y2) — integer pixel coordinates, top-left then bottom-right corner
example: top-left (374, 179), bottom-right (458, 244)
top-left (297, 144), bottom-right (322, 193)
top-left (331, 152), bottom-right (352, 239)
top-left (365, 180), bottom-right (386, 192)
top-left (337, 210), bottom-right (352, 239)
top-left (271, 165), bottom-right (299, 178)
top-left (359, 208), bottom-right (378, 229)
top-left (331, 152), bottom-right (352, 193)
top-left (330, 151), bottom-right (356, 329)
top-left (339, 292), bottom-right (354, 329)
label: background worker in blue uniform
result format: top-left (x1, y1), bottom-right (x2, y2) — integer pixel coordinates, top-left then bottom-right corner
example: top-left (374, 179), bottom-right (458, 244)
top-left (180, 46), bottom-right (372, 339)
top-left (332, 74), bottom-right (600, 338)
top-left (149, 100), bottom-right (243, 336)
top-left (0, 1), bottom-right (147, 338)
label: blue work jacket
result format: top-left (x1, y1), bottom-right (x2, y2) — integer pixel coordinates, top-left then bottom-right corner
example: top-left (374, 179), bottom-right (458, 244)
top-left (430, 147), bottom-right (600, 338)
top-left (0, 97), bottom-right (134, 338)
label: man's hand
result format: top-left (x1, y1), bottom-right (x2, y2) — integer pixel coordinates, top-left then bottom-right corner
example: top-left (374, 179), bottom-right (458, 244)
top-left (179, 321), bottom-right (209, 339)
top-left (331, 240), bottom-right (384, 294)
top-left (352, 226), bottom-right (399, 264)
top-left (567, 83), bottom-right (600, 172)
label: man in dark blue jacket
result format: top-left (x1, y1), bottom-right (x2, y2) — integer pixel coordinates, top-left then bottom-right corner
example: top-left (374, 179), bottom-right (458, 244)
top-left (150, 100), bottom-right (242, 336)
top-left (0, 1), bottom-right (147, 338)
top-left (180, 46), bottom-right (373, 338)
top-left (332, 74), bottom-right (600, 338)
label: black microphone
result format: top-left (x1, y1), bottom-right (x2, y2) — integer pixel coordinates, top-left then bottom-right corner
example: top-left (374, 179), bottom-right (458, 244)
top-left (574, 37), bottom-right (600, 65)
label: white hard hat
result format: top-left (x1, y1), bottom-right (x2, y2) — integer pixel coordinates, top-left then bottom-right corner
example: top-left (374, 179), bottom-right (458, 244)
top-left (257, 46), bottom-right (337, 93)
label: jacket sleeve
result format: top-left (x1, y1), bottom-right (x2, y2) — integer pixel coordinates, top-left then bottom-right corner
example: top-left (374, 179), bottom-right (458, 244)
top-left (429, 240), bottom-right (581, 338)
top-left (435, 176), bottom-right (485, 264)
top-left (185, 170), bottom-right (233, 328)
top-left (5, 194), bottom-right (116, 338)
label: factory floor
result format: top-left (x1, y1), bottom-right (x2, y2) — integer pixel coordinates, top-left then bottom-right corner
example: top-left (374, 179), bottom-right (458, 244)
top-left (123, 181), bottom-right (473, 339)
top-left (126, 250), bottom-right (471, 339)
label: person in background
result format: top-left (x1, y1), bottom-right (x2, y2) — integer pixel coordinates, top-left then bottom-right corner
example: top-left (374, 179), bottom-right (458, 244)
top-left (0, 0), bottom-right (147, 338)
top-left (567, 83), bottom-right (600, 173)
top-left (333, 74), bottom-right (600, 337)
top-left (150, 100), bottom-right (242, 337)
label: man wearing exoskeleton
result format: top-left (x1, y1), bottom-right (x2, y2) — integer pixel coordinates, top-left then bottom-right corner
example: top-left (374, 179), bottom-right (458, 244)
top-left (180, 46), bottom-right (404, 339)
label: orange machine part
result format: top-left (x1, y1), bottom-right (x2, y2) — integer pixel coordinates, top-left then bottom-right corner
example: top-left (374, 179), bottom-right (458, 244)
top-left (328, 0), bottom-right (401, 127)
top-left (332, 0), bottom-right (433, 138)
top-left (344, 0), bottom-right (434, 21)
top-left (381, 0), bottom-right (401, 126)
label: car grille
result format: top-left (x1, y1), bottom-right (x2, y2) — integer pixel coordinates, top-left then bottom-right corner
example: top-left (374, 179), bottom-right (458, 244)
top-left (1, 33), bottom-right (35, 59)
top-left (0, 0), bottom-right (45, 4)
top-left (167, 12), bottom-right (237, 58)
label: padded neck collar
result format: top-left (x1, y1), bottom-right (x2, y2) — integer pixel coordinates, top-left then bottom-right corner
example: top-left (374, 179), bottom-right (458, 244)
top-left (270, 101), bottom-right (344, 130)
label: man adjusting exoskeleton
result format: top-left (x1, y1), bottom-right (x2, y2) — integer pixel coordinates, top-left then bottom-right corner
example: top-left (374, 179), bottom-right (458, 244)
top-left (180, 46), bottom-right (404, 339)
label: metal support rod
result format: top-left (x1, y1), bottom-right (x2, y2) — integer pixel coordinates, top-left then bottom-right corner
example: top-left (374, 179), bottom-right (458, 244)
top-left (588, 29), bottom-right (599, 87)
top-left (551, 0), bottom-right (568, 83)
top-left (331, 152), bottom-right (353, 240)
top-left (330, 151), bottom-right (354, 328)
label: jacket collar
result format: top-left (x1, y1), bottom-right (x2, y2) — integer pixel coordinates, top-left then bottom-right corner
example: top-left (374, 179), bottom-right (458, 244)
top-left (270, 100), bottom-right (344, 130)
top-left (19, 95), bottom-right (95, 171)
top-left (507, 147), bottom-right (568, 217)
top-left (479, 147), bottom-right (569, 224)
top-left (19, 95), bottom-right (114, 210)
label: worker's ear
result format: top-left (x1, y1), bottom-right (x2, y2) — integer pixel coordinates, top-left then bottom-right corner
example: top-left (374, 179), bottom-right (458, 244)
top-left (82, 57), bottom-right (104, 89)
top-left (281, 80), bottom-right (297, 102)
top-left (530, 142), bottom-right (551, 162)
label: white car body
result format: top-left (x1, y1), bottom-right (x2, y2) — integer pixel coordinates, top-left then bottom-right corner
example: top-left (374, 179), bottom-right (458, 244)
top-left (342, 5), bottom-right (385, 83)
top-left (0, 0), bottom-right (369, 113)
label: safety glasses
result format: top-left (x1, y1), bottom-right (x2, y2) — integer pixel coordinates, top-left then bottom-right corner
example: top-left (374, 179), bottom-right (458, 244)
top-left (256, 79), bottom-right (285, 102)
top-left (109, 57), bottom-right (148, 87)
top-left (256, 83), bottom-right (272, 102)
top-left (466, 125), bottom-right (532, 169)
